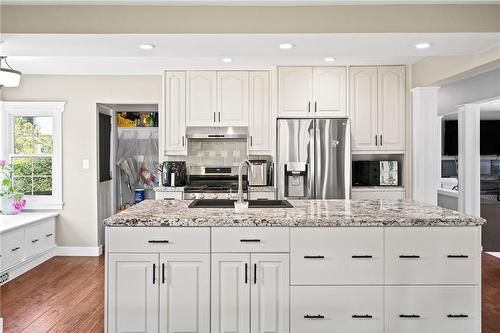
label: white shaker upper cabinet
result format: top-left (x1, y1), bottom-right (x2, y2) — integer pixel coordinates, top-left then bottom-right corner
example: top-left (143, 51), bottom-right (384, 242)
top-left (108, 253), bottom-right (159, 333)
top-left (186, 71), bottom-right (217, 126)
top-left (248, 71), bottom-right (272, 155)
top-left (159, 254), bottom-right (210, 333)
top-left (377, 66), bottom-right (406, 151)
top-left (312, 67), bottom-right (347, 117)
top-left (278, 67), bottom-right (313, 117)
top-left (163, 71), bottom-right (187, 156)
top-left (350, 67), bottom-right (378, 151)
top-left (217, 71), bottom-right (249, 126)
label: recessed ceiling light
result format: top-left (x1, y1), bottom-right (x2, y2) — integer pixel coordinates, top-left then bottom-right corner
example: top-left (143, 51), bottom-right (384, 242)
top-left (279, 43), bottom-right (294, 50)
top-left (139, 44), bottom-right (155, 50)
top-left (415, 43), bottom-right (431, 49)
top-left (222, 57), bottom-right (233, 63)
top-left (324, 57), bottom-right (336, 62)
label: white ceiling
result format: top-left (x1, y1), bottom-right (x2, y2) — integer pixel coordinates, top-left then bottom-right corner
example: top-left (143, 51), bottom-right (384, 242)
top-left (2, 33), bottom-right (500, 75)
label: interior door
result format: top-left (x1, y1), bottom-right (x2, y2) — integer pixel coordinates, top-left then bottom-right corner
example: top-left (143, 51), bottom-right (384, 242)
top-left (159, 254), bottom-right (210, 333)
top-left (278, 67), bottom-right (313, 117)
top-left (186, 71), bottom-right (217, 126)
top-left (108, 253), bottom-right (159, 333)
top-left (217, 71), bottom-right (249, 126)
top-left (211, 253), bottom-right (251, 333)
top-left (250, 254), bottom-right (290, 333)
top-left (313, 67), bottom-right (347, 117)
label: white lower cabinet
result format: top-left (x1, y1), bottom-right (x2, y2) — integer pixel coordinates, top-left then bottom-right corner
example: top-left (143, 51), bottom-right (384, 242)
top-left (385, 286), bottom-right (480, 333)
top-left (291, 286), bottom-right (384, 333)
top-left (108, 253), bottom-right (159, 333)
top-left (211, 253), bottom-right (289, 333)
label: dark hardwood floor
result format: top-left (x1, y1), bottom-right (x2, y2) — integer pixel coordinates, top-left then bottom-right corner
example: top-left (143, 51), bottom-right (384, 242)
top-left (0, 253), bottom-right (499, 332)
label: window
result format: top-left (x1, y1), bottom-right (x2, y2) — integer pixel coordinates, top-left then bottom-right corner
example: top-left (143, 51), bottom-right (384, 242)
top-left (1, 102), bottom-right (65, 209)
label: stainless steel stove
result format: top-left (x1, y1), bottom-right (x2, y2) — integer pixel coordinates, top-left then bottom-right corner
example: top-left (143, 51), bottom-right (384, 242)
top-left (184, 166), bottom-right (247, 200)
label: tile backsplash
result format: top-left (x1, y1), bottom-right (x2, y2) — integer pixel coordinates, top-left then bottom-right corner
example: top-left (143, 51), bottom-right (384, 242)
top-left (165, 139), bottom-right (271, 166)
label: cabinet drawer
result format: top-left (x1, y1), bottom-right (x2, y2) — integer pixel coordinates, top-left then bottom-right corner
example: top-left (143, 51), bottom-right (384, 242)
top-left (385, 286), bottom-right (479, 333)
top-left (1, 228), bottom-right (25, 270)
top-left (106, 227), bottom-right (210, 253)
top-left (291, 228), bottom-right (383, 285)
top-left (291, 286), bottom-right (383, 333)
top-left (248, 191), bottom-right (275, 200)
top-left (155, 191), bottom-right (183, 200)
top-left (385, 227), bottom-right (480, 284)
top-left (25, 218), bottom-right (56, 257)
top-left (211, 227), bottom-right (289, 252)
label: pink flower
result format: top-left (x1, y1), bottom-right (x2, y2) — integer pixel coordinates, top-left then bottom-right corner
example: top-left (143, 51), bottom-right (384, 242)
top-left (12, 198), bottom-right (27, 212)
top-left (0, 160), bottom-right (6, 167)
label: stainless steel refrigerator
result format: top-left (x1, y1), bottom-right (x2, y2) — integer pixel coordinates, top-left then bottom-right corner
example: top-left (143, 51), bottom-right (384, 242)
top-left (276, 118), bottom-right (350, 200)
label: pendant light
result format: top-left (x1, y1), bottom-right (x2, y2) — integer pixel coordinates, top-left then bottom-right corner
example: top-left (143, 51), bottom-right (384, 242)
top-left (0, 56), bottom-right (22, 88)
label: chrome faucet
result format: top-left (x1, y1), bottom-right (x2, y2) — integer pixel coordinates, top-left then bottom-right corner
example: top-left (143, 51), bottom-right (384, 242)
top-left (237, 159), bottom-right (251, 203)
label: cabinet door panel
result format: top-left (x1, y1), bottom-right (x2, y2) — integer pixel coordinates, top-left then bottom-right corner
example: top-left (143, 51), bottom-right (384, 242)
top-left (248, 71), bottom-right (272, 154)
top-left (377, 66), bottom-right (405, 151)
top-left (164, 71), bottom-right (187, 155)
top-left (187, 71), bottom-right (217, 126)
top-left (108, 253), bottom-right (159, 333)
top-left (218, 71), bottom-right (249, 126)
top-left (251, 254), bottom-right (289, 333)
top-left (1, 228), bottom-right (25, 270)
top-left (350, 67), bottom-right (378, 151)
top-left (212, 253), bottom-right (251, 333)
top-left (160, 254), bottom-right (210, 333)
top-left (278, 67), bottom-right (312, 117)
top-left (313, 67), bottom-right (346, 117)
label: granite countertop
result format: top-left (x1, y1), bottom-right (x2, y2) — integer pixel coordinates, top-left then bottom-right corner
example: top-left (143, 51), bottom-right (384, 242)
top-left (248, 186), bottom-right (275, 192)
top-left (104, 199), bottom-right (485, 227)
top-left (153, 186), bottom-right (185, 192)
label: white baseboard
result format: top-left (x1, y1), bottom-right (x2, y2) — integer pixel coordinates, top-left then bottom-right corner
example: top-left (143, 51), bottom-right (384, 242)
top-left (486, 252), bottom-right (500, 259)
top-left (56, 245), bottom-right (103, 256)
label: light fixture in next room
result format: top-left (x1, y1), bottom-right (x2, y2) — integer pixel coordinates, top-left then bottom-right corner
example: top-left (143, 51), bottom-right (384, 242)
top-left (0, 56), bottom-right (22, 88)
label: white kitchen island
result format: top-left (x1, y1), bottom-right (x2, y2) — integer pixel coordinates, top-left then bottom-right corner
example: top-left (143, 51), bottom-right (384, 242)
top-left (104, 199), bottom-right (484, 333)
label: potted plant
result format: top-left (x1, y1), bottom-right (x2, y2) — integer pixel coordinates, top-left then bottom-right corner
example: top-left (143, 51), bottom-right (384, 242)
top-left (0, 160), bottom-right (27, 215)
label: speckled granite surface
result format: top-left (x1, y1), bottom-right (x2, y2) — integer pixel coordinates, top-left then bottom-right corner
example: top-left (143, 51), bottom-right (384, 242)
top-left (249, 186), bottom-right (275, 192)
top-left (153, 186), bottom-right (185, 192)
top-left (104, 199), bottom-right (485, 227)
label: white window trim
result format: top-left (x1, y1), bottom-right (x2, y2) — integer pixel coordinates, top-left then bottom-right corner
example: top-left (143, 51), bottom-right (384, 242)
top-left (1, 101), bottom-right (65, 210)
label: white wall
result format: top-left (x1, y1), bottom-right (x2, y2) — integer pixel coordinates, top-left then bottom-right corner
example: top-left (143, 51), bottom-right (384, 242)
top-left (1, 75), bottom-right (162, 247)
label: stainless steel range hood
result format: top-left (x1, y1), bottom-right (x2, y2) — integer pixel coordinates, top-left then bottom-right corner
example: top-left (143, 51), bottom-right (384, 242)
top-left (186, 126), bottom-right (247, 139)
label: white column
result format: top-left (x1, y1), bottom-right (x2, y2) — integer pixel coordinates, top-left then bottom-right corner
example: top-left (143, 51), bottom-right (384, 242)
top-left (457, 104), bottom-right (481, 216)
top-left (411, 87), bottom-right (440, 205)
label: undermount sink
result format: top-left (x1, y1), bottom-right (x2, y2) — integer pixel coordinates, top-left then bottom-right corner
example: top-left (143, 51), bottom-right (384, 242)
top-left (188, 199), bottom-right (293, 209)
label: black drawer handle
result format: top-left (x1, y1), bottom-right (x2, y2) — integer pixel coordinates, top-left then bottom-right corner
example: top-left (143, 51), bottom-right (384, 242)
top-left (447, 314), bottom-right (468, 318)
top-left (400, 314), bottom-right (420, 318)
top-left (162, 263), bottom-right (165, 284)
top-left (240, 239), bottom-right (261, 243)
top-left (399, 255), bottom-right (420, 259)
top-left (304, 255), bottom-right (325, 259)
top-left (304, 314), bottom-right (324, 319)
top-left (46, 233), bottom-right (53, 237)
top-left (254, 263), bottom-right (257, 284)
top-left (352, 255), bottom-right (373, 259)
top-left (153, 263), bottom-right (156, 284)
top-left (245, 263), bottom-right (248, 284)
top-left (148, 240), bottom-right (169, 244)
top-left (352, 314), bottom-right (373, 319)
top-left (32, 239), bottom-right (39, 243)
top-left (11, 247), bottom-right (21, 252)
top-left (447, 255), bottom-right (469, 258)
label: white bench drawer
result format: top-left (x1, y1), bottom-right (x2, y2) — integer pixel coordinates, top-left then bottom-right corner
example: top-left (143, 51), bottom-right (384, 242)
top-left (106, 227), bottom-right (210, 252)
top-left (25, 218), bottom-right (56, 257)
top-left (385, 286), bottom-right (480, 333)
top-left (291, 228), bottom-right (383, 285)
top-left (291, 286), bottom-right (383, 333)
top-left (385, 227), bottom-right (480, 284)
top-left (211, 227), bottom-right (289, 252)
top-left (1, 228), bottom-right (25, 270)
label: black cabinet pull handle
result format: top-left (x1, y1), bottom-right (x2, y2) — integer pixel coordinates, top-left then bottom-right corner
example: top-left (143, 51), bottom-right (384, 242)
top-left (304, 314), bottom-right (324, 319)
top-left (447, 255), bottom-right (468, 258)
top-left (304, 255), bottom-right (324, 259)
top-left (352, 314), bottom-right (373, 319)
top-left (400, 314), bottom-right (420, 318)
top-left (46, 233), bottom-right (53, 237)
top-left (352, 255), bottom-right (373, 259)
top-left (148, 240), bottom-right (169, 244)
top-left (218, 112), bottom-right (221, 122)
top-left (308, 101), bottom-right (311, 113)
top-left (162, 263), bottom-right (165, 284)
top-left (314, 101), bottom-right (317, 113)
top-left (447, 314), bottom-right (468, 318)
top-left (245, 263), bottom-right (248, 284)
top-left (11, 247), bottom-right (21, 252)
top-left (32, 239), bottom-right (39, 243)
top-left (253, 263), bottom-right (257, 284)
top-left (399, 255), bottom-right (420, 259)
top-left (380, 135), bottom-right (383, 146)
top-left (214, 112), bottom-right (216, 123)
top-left (240, 239), bottom-right (261, 243)
top-left (153, 263), bottom-right (156, 284)
top-left (375, 135), bottom-right (378, 146)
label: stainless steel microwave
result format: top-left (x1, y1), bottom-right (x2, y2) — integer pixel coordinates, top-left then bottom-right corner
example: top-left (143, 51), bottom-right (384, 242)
top-left (352, 160), bottom-right (400, 186)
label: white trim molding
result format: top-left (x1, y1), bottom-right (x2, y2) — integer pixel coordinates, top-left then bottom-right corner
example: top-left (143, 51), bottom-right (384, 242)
top-left (411, 86), bottom-right (440, 205)
top-left (1, 101), bottom-right (66, 210)
top-left (457, 104), bottom-right (481, 216)
top-left (56, 245), bottom-right (103, 257)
